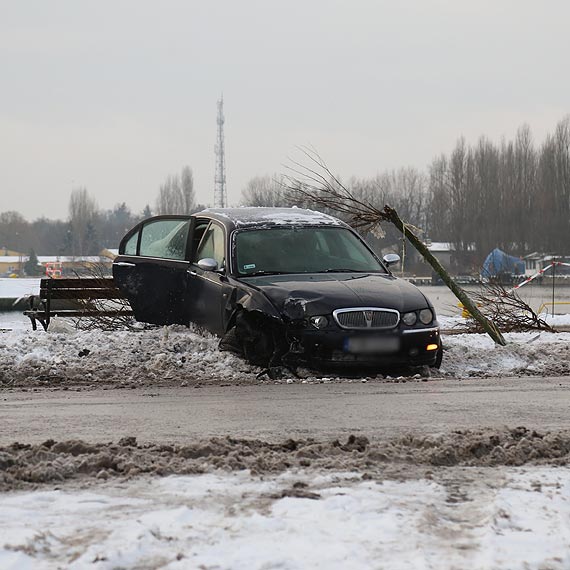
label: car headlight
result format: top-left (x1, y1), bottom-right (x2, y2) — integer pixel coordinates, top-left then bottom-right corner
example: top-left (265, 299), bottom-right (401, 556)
top-left (309, 315), bottom-right (329, 329)
top-left (402, 312), bottom-right (417, 326)
top-left (419, 308), bottom-right (433, 325)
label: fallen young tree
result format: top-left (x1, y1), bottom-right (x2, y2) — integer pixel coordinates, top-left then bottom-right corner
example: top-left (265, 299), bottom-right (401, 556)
top-left (462, 283), bottom-right (555, 334)
top-left (283, 148), bottom-right (507, 346)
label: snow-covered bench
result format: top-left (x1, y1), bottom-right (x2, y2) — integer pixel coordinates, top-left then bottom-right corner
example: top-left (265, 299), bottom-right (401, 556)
top-left (24, 277), bottom-right (133, 331)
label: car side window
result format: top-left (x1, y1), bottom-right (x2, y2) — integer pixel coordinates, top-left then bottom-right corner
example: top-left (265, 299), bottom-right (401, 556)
top-left (191, 220), bottom-right (210, 258)
top-left (139, 219), bottom-right (190, 260)
top-left (194, 223), bottom-right (225, 268)
top-left (123, 231), bottom-right (139, 255)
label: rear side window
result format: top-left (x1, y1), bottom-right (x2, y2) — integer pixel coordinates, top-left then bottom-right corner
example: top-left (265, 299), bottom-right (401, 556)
top-left (123, 231), bottom-right (139, 255)
top-left (139, 220), bottom-right (190, 260)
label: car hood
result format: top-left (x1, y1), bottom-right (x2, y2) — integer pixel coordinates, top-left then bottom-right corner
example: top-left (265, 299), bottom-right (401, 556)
top-left (240, 273), bottom-right (431, 318)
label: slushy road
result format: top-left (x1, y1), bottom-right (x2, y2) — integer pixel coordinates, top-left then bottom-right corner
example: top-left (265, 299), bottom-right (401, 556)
top-left (2, 377), bottom-right (570, 444)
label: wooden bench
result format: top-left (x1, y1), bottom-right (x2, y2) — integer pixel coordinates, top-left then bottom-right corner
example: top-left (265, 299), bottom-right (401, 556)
top-left (24, 277), bottom-right (133, 331)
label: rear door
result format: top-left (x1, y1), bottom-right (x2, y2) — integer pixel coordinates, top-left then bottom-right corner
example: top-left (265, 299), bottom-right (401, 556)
top-left (113, 216), bottom-right (193, 325)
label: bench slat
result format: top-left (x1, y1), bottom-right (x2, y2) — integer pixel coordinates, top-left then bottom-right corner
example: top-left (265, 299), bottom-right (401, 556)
top-left (41, 277), bottom-right (117, 288)
top-left (38, 290), bottom-right (128, 300)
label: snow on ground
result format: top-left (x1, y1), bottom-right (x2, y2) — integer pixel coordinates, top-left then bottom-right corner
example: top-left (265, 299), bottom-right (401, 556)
top-left (1, 297), bottom-right (569, 568)
top-left (1, 467), bottom-right (570, 570)
top-left (0, 316), bottom-right (569, 388)
top-left (0, 323), bottom-right (259, 387)
top-left (438, 313), bottom-right (570, 329)
top-left (0, 278), bottom-right (40, 299)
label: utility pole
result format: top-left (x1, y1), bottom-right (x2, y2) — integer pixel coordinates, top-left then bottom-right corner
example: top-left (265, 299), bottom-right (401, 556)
top-left (214, 96), bottom-right (227, 208)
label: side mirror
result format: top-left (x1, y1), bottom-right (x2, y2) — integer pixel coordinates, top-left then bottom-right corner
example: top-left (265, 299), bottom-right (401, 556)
top-left (383, 253), bottom-right (401, 267)
top-left (197, 258), bottom-right (219, 272)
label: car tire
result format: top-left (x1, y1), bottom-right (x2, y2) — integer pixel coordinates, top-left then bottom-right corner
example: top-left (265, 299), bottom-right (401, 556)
top-left (218, 326), bottom-right (244, 356)
top-left (235, 312), bottom-right (275, 367)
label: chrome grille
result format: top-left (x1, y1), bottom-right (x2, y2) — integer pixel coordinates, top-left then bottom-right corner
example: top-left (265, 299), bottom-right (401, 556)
top-left (333, 308), bottom-right (400, 330)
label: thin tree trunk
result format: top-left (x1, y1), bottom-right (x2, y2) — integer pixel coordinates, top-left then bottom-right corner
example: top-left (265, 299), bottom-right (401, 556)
top-left (382, 206), bottom-right (507, 346)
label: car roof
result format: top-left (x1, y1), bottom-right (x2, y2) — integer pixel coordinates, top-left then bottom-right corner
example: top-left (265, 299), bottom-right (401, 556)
top-left (197, 207), bottom-right (345, 229)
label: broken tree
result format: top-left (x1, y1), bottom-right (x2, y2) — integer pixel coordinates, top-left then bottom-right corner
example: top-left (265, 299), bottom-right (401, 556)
top-left (283, 148), bottom-right (507, 346)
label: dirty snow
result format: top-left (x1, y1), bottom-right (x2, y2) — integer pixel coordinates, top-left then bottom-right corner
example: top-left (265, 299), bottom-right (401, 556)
top-left (1, 311), bottom-right (570, 568)
top-left (1, 315), bottom-right (570, 388)
top-left (0, 323), bottom-right (261, 388)
top-left (2, 428), bottom-right (570, 492)
top-left (1, 466), bottom-right (570, 570)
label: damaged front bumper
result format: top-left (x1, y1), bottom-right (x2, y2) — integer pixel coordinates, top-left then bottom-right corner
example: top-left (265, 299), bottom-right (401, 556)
top-left (285, 325), bottom-right (441, 369)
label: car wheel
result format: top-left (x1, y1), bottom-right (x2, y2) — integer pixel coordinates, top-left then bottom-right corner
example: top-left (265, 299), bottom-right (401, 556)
top-left (218, 326), bottom-right (243, 356)
top-left (235, 312), bottom-right (276, 367)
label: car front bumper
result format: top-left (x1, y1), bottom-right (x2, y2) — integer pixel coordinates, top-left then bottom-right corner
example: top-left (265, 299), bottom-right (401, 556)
top-left (289, 325), bottom-right (441, 369)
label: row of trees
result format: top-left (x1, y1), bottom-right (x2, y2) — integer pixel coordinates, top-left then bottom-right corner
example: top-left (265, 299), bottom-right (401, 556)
top-left (0, 199), bottom-right (144, 258)
top-left (0, 165), bottom-right (199, 258)
top-left (240, 117), bottom-right (570, 268)
top-left (3, 115), bottom-right (569, 266)
top-left (427, 119), bottom-right (570, 259)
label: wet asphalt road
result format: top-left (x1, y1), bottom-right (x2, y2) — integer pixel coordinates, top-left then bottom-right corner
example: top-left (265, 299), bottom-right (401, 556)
top-left (2, 376), bottom-right (570, 445)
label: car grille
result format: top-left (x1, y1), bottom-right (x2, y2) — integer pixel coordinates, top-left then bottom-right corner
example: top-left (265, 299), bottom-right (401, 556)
top-left (333, 308), bottom-right (400, 330)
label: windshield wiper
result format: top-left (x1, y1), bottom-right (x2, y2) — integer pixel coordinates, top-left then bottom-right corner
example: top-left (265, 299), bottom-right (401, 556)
top-left (322, 268), bottom-right (368, 273)
top-left (241, 270), bottom-right (290, 277)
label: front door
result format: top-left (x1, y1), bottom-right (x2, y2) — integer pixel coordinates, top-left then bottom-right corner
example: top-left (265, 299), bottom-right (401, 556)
top-left (185, 220), bottom-right (230, 335)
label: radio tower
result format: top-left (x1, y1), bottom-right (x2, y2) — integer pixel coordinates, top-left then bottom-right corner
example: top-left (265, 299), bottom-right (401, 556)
top-left (214, 96), bottom-right (227, 208)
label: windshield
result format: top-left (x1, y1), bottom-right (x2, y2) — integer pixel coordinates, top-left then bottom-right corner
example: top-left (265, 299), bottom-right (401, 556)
top-left (235, 227), bottom-right (387, 276)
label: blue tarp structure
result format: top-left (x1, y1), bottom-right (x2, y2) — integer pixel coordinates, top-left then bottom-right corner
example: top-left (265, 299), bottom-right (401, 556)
top-left (481, 248), bottom-right (525, 279)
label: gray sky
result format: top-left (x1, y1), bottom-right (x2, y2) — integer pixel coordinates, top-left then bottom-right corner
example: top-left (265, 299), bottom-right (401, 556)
top-left (1, 0), bottom-right (569, 220)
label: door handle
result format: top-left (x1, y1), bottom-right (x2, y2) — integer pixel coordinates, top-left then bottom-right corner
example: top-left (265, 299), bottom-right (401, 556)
top-left (114, 262), bottom-right (136, 268)
top-left (187, 270), bottom-right (198, 276)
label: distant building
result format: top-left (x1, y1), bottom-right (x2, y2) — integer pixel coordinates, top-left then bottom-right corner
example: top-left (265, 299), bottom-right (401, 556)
top-left (0, 250), bottom-right (116, 277)
top-left (523, 252), bottom-right (570, 276)
top-left (425, 242), bottom-right (453, 269)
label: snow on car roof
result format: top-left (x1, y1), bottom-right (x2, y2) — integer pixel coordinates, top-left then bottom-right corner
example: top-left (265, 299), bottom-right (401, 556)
top-left (202, 207), bottom-right (344, 227)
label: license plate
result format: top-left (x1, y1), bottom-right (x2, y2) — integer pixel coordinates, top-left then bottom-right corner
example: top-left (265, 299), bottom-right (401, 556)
top-left (344, 336), bottom-right (400, 355)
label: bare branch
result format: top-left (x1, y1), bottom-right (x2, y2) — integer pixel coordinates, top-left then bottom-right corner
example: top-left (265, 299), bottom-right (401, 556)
top-left (281, 150), bottom-right (507, 346)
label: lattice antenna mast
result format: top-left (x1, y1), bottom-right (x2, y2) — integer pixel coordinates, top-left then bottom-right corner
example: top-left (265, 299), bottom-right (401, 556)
top-left (214, 96), bottom-right (227, 208)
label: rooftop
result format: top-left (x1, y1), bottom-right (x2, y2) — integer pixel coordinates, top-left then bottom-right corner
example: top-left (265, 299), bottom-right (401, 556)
top-left (202, 207), bottom-right (344, 227)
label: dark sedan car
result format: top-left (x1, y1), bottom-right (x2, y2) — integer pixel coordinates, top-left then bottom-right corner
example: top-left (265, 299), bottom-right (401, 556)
top-left (112, 208), bottom-right (442, 370)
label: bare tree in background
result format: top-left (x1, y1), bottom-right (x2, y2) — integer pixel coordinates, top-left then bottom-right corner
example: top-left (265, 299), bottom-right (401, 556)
top-left (241, 175), bottom-right (287, 206)
top-left (537, 117), bottom-right (570, 253)
top-left (0, 211), bottom-right (29, 253)
top-left (514, 125), bottom-right (536, 253)
top-left (344, 169), bottom-right (428, 270)
top-left (181, 166), bottom-right (196, 214)
top-left (156, 175), bottom-right (182, 215)
top-left (69, 187), bottom-right (98, 256)
top-left (155, 166), bottom-right (196, 215)
top-left (425, 155), bottom-right (451, 241)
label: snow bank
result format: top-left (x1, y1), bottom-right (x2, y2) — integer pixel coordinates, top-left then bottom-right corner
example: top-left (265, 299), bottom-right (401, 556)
top-left (2, 428), bottom-right (570, 492)
top-left (1, 318), bottom-right (569, 387)
top-left (442, 330), bottom-right (570, 378)
top-left (0, 324), bottom-right (259, 387)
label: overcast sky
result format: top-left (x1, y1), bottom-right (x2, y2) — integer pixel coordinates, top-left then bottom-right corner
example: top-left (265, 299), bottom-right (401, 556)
top-left (1, 0), bottom-right (569, 220)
